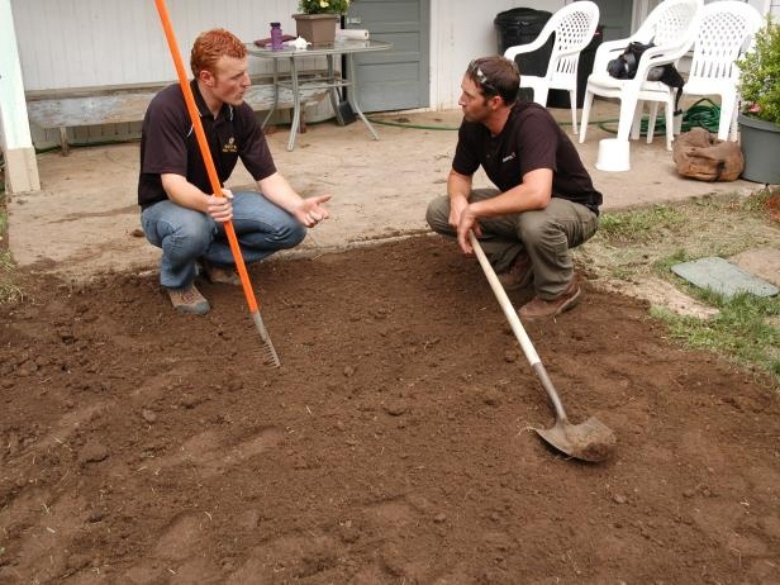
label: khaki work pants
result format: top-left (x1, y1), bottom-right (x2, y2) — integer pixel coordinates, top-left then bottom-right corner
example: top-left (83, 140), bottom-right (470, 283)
top-left (425, 189), bottom-right (599, 299)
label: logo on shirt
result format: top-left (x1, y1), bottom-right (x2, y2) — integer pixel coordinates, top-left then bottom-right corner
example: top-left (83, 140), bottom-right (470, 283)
top-left (502, 152), bottom-right (517, 163)
top-left (222, 138), bottom-right (238, 153)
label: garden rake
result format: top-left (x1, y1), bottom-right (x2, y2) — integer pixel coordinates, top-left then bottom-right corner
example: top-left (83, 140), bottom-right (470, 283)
top-left (154, 0), bottom-right (280, 367)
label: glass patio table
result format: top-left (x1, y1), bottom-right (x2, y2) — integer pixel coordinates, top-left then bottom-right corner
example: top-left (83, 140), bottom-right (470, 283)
top-left (247, 39), bottom-right (392, 151)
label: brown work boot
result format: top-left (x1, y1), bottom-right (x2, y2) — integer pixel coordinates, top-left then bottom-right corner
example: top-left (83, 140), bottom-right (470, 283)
top-left (201, 260), bottom-right (240, 286)
top-left (166, 285), bottom-right (210, 315)
top-left (518, 278), bottom-right (581, 321)
top-left (496, 251), bottom-right (533, 291)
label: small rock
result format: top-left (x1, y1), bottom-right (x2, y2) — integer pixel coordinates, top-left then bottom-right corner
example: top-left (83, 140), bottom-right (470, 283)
top-left (383, 402), bottom-right (407, 416)
top-left (141, 409), bottom-right (158, 424)
top-left (343, 366), bottom-right (356, 378)
top-left (483, 388), bottom-right (502, 406)
top-left (87, 509), bottom-right (105, 523)
top-left (613, 494), bottom-right (627, 504)
top-left (433, 513), bottom-right (447, 524)
top-left (79, 442), bottom-right (109, 464)
top-left (180, 394), bottom-right (199, 409)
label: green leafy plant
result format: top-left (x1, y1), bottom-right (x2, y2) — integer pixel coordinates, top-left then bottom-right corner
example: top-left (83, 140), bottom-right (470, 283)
top-left (298, 0), bottom-right (350, 15)
top-left (738, 18), bottom-right (780, 125)
top-left (0, 193), bottom-right (23, 304)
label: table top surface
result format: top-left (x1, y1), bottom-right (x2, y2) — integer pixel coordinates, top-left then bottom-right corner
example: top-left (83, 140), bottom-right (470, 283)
top-left (247, 39), bottom-right (392, 58)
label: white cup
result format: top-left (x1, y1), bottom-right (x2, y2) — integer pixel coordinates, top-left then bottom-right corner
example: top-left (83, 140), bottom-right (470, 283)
top-left (595, 138), bottom-right (630, 172)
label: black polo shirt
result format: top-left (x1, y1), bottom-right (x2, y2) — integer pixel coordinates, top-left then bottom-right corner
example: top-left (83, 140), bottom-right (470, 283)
top-left (138, 80), bottom-right (276, 208)
top-left (452, 101), bottom-right (602, 214)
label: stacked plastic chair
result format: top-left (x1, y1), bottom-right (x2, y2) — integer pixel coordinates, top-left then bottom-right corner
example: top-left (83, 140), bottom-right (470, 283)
top-left (503, 1), bottom-right (600, 135)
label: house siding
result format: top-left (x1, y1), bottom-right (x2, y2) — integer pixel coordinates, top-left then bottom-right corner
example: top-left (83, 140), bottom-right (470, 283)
top-left (7, 0), bottom-right (778, 146)
top-left (12, 0), bottom-right (566, 103)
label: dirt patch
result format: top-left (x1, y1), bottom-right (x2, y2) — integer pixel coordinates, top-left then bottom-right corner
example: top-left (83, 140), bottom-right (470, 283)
top-left (1, 235), bottom-right (779, 584)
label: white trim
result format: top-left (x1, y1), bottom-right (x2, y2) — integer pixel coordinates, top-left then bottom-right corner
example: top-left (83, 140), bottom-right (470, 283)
top-left (0, 0), bottom-right (40, 193)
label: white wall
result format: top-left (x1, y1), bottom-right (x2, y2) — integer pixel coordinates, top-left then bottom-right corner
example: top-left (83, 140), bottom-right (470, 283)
top-left (9, 0), bottom-right (777, 109)
top-left (11, 0), bottom-right (320, 91)
top-left (10, 0), bottom-right (566, 109)
top-left (429, 0), bottom-right (566, 109)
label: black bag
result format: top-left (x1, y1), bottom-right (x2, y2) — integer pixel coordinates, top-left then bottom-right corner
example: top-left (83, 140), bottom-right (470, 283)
top-left (607, 41), bottom-right (686, 114)
top-left (607, 41), bottom-right (653, 79)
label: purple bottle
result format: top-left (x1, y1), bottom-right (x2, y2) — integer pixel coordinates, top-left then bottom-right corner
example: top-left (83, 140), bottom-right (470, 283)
top-left (270, 22), bottom-right (283, 51)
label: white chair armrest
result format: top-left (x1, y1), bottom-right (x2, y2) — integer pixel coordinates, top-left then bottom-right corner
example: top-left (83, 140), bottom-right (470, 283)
top-left (633, 43), bottom-right (692, 81)
top-left (504, 34), bottom-right (552, 60)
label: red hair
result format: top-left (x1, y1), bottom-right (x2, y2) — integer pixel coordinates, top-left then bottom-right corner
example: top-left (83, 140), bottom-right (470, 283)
top-left (190, 28), bottom-right (247, 77)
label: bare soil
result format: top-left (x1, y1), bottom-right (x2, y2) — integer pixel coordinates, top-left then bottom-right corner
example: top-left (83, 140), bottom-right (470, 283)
top-left (1, 233), bottom-right (779, 584)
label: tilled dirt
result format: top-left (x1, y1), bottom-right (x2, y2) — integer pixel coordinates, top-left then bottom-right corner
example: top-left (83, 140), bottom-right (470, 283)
top-left (1, 235), bottom-right (779, 584)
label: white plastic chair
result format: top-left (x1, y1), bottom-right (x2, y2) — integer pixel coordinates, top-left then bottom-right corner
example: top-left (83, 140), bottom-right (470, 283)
top-left (579, 0), bottom-right (703, 151)
top-left (503, 1), bottom-right (600, 134)
top-left (680, 1), bottom-right (764, 141)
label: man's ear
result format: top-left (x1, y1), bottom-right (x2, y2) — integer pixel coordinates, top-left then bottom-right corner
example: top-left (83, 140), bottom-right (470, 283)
top-left (199, 69), bottom-right (216, 87)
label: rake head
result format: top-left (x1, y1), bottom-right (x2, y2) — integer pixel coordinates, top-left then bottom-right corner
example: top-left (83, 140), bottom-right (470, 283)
top-left (252, 311), bottom-right (281, 367)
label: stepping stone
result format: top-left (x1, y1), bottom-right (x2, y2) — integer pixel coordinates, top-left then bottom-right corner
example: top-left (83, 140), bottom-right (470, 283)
top-left (671, 257), bottom-right (779, 298)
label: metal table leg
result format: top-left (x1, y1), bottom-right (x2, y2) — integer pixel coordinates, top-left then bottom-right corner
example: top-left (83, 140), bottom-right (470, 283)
top-left (287, 57), bottom-right (302, 151)
top-left (346, 53), bottom-right (379, 141)
top-left (326, 54), bottom-right (345, 126)
top-left (261, 60), bottom-right (280, 129)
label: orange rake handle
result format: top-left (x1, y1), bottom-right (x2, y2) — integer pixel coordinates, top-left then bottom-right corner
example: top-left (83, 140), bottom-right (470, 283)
top-left (154, 0), bottom-right (259, 313)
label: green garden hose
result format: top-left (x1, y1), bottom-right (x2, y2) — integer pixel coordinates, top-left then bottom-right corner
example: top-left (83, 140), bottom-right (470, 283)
top-left (596, 98), bottom-right (723, 136)
top-left (368, 98), bottom-right (725, 137)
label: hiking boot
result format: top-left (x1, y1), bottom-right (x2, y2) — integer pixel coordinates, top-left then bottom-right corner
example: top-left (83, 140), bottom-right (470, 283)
top-left (496, 252), bottom-right (533, 291)
top-left (201, 260), bottom-right (240, 286)
top-left (167, 285), bottom-right (210, 315)
top-left (518, 278), bottom-right (581, 321)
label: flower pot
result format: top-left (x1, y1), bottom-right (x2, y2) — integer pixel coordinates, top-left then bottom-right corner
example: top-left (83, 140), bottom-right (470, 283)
top-left (293, 13), bottom-right (339, 45)
top-left (738, 114), bottom-right (780, 184)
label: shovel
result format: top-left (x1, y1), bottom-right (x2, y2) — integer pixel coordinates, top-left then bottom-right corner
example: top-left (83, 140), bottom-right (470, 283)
top-left (469, 232), bottom-right (616, 462)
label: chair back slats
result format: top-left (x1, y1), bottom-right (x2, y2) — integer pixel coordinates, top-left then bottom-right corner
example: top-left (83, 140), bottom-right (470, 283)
top-left (689, 2), bottom-right (764, 83)
top-left (647, 0), bottom-right (702, 48)
top-left (682, 0), bottom-right (764, 140)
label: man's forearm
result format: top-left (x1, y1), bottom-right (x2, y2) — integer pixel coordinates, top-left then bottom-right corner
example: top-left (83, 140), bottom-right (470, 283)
top-left (161, 174), bottom-right (210, 213)
top-left (447, 170), bottom-right (472, 201)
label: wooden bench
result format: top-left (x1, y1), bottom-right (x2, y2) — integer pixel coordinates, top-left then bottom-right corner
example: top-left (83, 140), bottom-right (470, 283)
top-left (26, 78), bottom-right (331, 155)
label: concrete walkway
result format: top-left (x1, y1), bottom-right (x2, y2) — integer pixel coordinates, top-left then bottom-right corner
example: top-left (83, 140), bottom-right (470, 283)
top-left (8, 100), bottom-right (762, 281)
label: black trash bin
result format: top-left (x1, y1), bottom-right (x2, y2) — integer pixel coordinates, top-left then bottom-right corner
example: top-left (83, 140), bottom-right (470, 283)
top-left (494, 8), bottom-right (553, 102)
top-left (548, 25), bottom-right (604, 109)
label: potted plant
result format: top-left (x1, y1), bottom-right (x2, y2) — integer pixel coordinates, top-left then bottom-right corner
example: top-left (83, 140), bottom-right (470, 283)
top-left (737, 17), bottom-right (780, 184)
top-left (293, 0), bottom-right (350, 45)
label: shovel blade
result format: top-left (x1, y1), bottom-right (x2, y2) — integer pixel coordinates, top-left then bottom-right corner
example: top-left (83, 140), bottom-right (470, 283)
top-left (535, 417), bottom-right (616, 463)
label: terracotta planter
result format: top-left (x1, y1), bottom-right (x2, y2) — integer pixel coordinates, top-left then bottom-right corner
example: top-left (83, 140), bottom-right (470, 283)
top-left (738, 114), bottom-right (780, 185)
top-left (293, 13), bottom-right (339, 45)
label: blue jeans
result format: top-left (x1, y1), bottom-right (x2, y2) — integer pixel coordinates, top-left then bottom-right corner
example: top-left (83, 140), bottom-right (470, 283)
top-left (141, 191), bottom-right (306, 289)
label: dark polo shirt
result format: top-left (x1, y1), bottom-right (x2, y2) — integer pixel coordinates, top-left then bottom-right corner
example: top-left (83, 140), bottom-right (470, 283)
top-left (452, 101), bottom-right (602, 214)
top-left (138, 80), bottom-right (276, 208)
